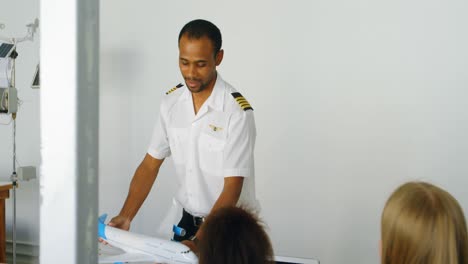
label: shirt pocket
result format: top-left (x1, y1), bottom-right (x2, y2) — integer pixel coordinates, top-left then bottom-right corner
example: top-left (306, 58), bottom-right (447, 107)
top-left (198, 132), bottom-right (226, 175)
top-left (168, 127), bottom-right (189, 165)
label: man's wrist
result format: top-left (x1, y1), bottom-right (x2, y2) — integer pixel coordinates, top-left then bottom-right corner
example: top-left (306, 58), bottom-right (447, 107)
top-left (190, 235), bottom-right (199, 245)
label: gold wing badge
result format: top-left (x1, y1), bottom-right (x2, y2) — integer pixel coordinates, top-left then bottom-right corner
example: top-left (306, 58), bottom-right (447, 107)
top-left (231, 92), bottom-right (253, 111)
top-left (209, 124), bottom-right (223, 132)
top-left (166, 83), bottom-right (184, 95)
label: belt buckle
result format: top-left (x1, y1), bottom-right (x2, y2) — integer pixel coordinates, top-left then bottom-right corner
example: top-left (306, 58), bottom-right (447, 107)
top-left (193, 216), bottom-right (205, 227)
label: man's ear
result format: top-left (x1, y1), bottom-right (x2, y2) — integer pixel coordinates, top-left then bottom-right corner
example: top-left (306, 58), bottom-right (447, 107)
top-left (215, 49), bottom-right (224, 66)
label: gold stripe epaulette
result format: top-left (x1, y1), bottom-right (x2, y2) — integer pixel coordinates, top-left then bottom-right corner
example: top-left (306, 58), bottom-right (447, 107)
top-left (231, 92), bottom-right (253, 111)
top-left (166, 83), bottom-right (184, 95)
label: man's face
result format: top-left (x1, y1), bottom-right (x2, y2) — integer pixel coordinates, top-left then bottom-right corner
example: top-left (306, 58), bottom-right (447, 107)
top-left (179, 34), bottom-right (223, 94)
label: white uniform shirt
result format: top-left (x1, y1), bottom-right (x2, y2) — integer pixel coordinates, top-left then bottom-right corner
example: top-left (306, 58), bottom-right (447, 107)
top-left (147, 74), bottom-right (258, 217)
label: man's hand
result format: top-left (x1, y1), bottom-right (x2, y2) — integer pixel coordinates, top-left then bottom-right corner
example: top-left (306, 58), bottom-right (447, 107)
top-left (108, 215), bottom-right (131, 230)
top-left (181, 240), bottom-right (198, 254)
top-left (98, 215), bottom-right (131, 244)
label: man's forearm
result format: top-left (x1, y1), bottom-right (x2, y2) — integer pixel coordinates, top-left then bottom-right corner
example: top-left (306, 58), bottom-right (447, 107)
top-left (210, 177), bottom-right (243, 214)
top-left (119, 154), bottom-right (163, 221)
top-left (196, 176), bottom-right (244, 239)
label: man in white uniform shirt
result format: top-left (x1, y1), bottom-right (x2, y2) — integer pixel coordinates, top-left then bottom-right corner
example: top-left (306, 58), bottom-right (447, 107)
top-left (107, 19), bottom-right (258, 250)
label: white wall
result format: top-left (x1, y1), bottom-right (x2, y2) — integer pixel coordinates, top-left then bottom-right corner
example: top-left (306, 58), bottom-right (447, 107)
top-left (99, 1), bottom-right (468, 264)
top-left (0, 0), bottom-right (40, 246)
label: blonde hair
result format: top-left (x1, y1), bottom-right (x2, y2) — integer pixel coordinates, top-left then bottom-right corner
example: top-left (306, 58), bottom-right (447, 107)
top-left (381, 181), bottom-right (468, 264)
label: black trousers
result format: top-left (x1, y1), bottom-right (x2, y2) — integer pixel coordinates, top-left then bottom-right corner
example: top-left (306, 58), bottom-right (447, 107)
top-left (173, 209), bottom-right (201, 241)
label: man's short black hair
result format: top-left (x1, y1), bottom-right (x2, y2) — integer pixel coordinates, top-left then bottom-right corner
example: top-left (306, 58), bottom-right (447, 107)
top-left (178, 19), bottom-right (222, 56)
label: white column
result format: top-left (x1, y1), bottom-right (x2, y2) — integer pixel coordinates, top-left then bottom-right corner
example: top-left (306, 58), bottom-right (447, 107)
top-left (40, 0), bottom-right (99, 263)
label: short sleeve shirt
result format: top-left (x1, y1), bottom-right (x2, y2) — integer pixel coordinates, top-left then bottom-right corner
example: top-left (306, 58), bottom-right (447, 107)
top-left (147, 74), bottom-right (259, 216)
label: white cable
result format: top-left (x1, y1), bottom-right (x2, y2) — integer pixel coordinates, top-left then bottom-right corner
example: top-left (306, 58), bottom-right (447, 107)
top-left (15, 157), bottom-right (22, 167)
top-left (12, 19), bottom-right (39, 44)
top-left (8, 49), bottom-right (17, 264)
top-left (12, 117), bottom-right (17, 264)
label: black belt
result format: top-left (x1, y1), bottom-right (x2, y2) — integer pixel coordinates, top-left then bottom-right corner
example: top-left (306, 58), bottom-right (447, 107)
top-left (183, 209), bottom-right (205, 227)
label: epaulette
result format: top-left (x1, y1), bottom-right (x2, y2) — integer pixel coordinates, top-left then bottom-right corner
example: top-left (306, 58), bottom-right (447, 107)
top-left (231, 92), bottom-right (253, 111)
top-left (166, 83), bottom-right (184, 95)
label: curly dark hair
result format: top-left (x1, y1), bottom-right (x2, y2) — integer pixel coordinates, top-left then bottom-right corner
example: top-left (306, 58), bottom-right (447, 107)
top-left (197, 206), bottom-right (274, 264)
